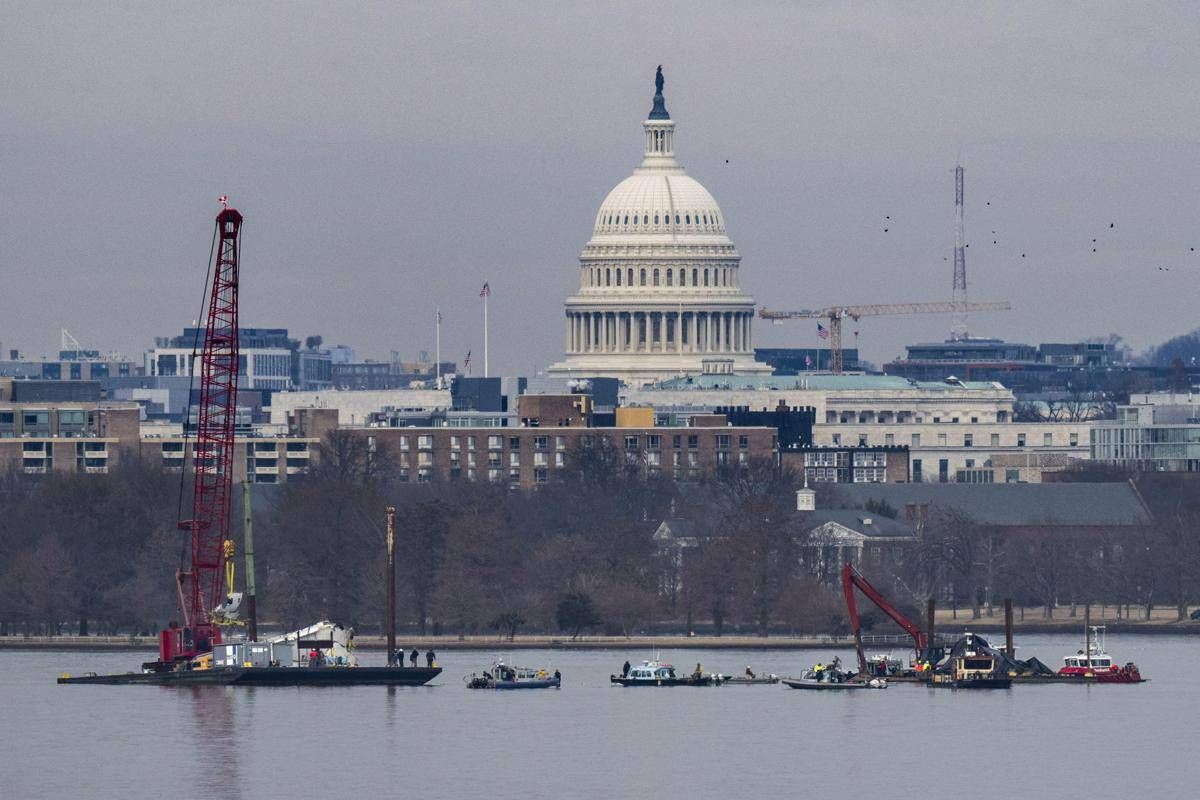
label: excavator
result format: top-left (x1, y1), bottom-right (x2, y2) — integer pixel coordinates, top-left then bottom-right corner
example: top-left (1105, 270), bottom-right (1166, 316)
top-left (841, 563), bottom-right (940, 677)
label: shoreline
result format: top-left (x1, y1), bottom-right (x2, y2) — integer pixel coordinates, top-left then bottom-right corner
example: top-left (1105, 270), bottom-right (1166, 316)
top-left (4, 621), bottom-right (1198, 651)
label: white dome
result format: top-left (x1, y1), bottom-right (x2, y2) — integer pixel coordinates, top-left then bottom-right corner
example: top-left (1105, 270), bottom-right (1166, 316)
top-left (592, 172), bottom-right (729, 238)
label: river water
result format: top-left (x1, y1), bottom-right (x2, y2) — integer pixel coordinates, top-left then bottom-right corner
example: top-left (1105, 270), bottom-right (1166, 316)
top-left (2, 633), bottom-right (1196, 799)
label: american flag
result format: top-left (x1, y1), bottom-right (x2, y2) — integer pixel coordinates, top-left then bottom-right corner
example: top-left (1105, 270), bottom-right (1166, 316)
top-left (817, 323), bottom-right (829, 340)
top-left (464, 350), bottom-right (472, 367)
top-left (805, 355), bottom-right (813, 368)
top-left (217, 194), bottom-right (228, 208)
top-left (480, 282), bottom-right (490, 298)
top-left (436, 309), bottom-right (443, 324)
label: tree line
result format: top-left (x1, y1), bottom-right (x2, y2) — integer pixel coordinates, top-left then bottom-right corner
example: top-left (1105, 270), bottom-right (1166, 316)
top-left (1, 435), bottom-right (1197, 637)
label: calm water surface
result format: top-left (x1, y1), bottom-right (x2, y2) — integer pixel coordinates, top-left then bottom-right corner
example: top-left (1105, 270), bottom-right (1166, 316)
top-left (2, 634), bottom-right (1196, 799)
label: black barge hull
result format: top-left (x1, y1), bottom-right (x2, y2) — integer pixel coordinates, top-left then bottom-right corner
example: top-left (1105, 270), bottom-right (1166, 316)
top-left (58, 666), bottom-right (441, 686)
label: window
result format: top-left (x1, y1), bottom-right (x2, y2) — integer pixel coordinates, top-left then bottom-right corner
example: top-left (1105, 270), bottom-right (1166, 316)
top-left (450, 436), bottom-right (460, 450)
top-left (715, 434), bottom-right (730, 449)
top-left (534, 468), bottom-right (548, 484)
top-left (417, 435), bottom-right (432, 450)
top-left (625, 435), bottom-right (639, 451)
top-left (555, 452), bottom-right (565, 467)
top-left (533, 436), bottom-right (549, 451)
top-left (673, 435), bottom-right (682, 449)
top-left (964, 434), bottom-right (973, 448)
top-left (1070, 432), bottom-right (1079, 447)
top-left (687, 435), bottom-right (698, 449)
top-left (938, 459), bottom-right (949, 483)
top-left (716, 451), bottom-right (730, 465)
top-left (858, 434), bottom-right (868, 447)
top-left (488, 435), bottom-right (503, 450)
top-left (913, 459), bottom-right (923, 482)
top-left (831, 434), bottom-right (841, 445)
top-left (991, 433), bottom-right (1000, 447)
top-left (399, 436), bottom-right (410, 451)
top-left (647, 451), bottom-right (661, 466)
top-left (884, 433), bottom-right (894, 446)
top-left (509, 436), bottom-right (520, 450)
top-left (739, 435), bottom-right (749, 449)
top-left (533, 452), bottom-right (548, 466)
top-left (1044, 432), bottom-right (1053, 446)
top-left (467, 435), bottom-right (476, 451)
top-left (933, 416), bottom-right (941, 424)
top-left (937, 433), bottom-right (947, 447)
top-left (911, 433), bottom-right (920, 447)
top-left (1017, 433), bottom-right (1026, 447)
top-left (640, 269), bottom-right (646, 286)
top-left (648, 434), bottom-right (661, 450)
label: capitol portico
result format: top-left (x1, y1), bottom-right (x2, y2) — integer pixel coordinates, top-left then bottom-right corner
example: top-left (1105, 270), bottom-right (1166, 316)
top-left (547, 68), bottom-right (771, 385)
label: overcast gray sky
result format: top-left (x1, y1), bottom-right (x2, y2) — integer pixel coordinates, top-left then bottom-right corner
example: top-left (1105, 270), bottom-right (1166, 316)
top-left (2, 2), bottom-right (1198, 371)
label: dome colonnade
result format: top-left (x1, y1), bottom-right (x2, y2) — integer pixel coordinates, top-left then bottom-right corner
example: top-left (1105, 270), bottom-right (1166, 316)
top-left (548, 67), bottom-right (770, 383)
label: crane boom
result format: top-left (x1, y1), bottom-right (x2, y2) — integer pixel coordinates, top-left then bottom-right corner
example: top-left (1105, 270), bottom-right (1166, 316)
top-left (159, 206), bottom-right (242, 665)
top-left (841, 563), bottom-right (927, 674)
top-left (759, 300), bottom-right (1011, 374)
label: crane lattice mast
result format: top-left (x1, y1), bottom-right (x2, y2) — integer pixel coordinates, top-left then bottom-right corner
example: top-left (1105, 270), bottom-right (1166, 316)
top-left (951, 164), bottom-right (968, 340)
top-left (159, 205), bottom-right (242, 664)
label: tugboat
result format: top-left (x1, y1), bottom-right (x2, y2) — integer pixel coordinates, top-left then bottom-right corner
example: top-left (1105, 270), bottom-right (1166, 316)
top-left (928, 632), bottom-right (1012, 689)
top-left (1058, 626), bottom-right (1144, 683)
top-left (610, 660), bottom-right (715, 686)
top-left (466, 659), bottom-right (561, 690)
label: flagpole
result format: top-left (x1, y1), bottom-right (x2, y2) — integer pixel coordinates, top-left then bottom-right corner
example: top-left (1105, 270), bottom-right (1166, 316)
top-left (435, 308), bottom-right (441, 389)
top-left (483, 291), bottom-right (489, 378)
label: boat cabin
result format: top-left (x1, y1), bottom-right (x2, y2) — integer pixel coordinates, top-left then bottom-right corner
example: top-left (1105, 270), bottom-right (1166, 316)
top-left (627, 661), bottom-right (677, 681)
top-left (1063, 653), bottom-right (1112, 670)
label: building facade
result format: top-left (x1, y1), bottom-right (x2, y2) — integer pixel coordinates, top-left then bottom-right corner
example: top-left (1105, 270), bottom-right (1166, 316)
top-left (546, 69), bottom-right (770, 384)
top-left (1091, 393), bottom-right (1200, 472)
top-left (0, 402), bottom-right (139, 474)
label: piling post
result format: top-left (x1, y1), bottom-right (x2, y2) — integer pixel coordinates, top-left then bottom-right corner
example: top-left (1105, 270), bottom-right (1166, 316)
top-left (1004, 598), bottom-right (1014, 658)
top-left (926, 598), bottom-right (936, 659)
top-left (243, 481), bottom-right (258, 642)
top-left (386, 506), bottom-right (397, 665)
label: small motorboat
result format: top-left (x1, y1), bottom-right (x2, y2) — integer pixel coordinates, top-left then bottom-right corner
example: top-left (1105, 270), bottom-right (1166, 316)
top-left (719, 667), bottom-right (780, 685)
top-left (466, 660), bottom-right (560, 690)
top-left (1058, 626), bottom-right (1144, 683)
top-left (610, 660), bottom-right (714, 686)
top-left (782, 659), bottom-right (886, 690)
top-left (783, 671), bottom-right (887, 691)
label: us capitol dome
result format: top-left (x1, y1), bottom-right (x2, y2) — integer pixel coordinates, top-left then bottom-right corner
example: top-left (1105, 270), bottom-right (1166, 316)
top-left (546, 67), bottom-right (771, 384)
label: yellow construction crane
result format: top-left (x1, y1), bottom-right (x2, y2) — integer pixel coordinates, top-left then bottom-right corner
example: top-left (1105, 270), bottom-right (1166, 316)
top-left (758, 301), bottom-right (1012, 374)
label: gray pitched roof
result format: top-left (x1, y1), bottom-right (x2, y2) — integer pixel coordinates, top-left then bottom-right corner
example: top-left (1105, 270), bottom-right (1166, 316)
top-left (827, 482), bottom-right (1152, 527)
top-left (805, 510), bottom-right (914, 539)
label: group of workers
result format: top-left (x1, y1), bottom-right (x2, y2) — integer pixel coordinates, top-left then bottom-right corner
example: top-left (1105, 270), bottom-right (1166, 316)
top-left (390, 648), bottom-right (438, 668)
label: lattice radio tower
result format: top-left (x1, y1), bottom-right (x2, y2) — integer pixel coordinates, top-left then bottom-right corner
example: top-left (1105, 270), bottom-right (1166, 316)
top-left (951, 164), bottom-right (968, 340)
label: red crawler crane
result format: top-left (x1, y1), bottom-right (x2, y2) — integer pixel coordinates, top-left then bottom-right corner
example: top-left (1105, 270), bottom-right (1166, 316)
top-left (841, 563), bottom-right (928, 675)
top-left (158, 205), bottom-right (243, 666)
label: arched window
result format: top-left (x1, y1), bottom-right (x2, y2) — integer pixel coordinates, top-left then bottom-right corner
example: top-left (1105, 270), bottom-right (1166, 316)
top-left (605, 268), bottom-right (611, 286)
top-left (675, 214), bottom-right (680, 224)
top-left (703, 269), bottom-right (709, 287)
top-left (685, 214), bottom-right (691, 224)
top-left (627, 268), bottom-right (634, 285)
top-left (654, 214), bottom-right (659, 225)
top-left (679, 269), bottom-right (686, 287)
top-left (666, 269), bottom-right (673, 286)
top-left (623, 215), bottom-right (628, 225)
top-left (640, 268), bottom-right (647, 286)
top-left (643, 214), bottom-right (649, 225)
top-left (692, 268), bottom-right (698, 285)
top-left (616, 269), bottom-right (622, 286)
top-left (703, 214), bottom-right (708, 225)
top-left (653, 268), bottom-right (660, 286)
top-left (633, 213), bottom-right (638, 225)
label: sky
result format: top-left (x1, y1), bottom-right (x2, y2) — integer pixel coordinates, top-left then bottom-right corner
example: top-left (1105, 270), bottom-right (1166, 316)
top-left (2, 2), bottom-right (1198, 372)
